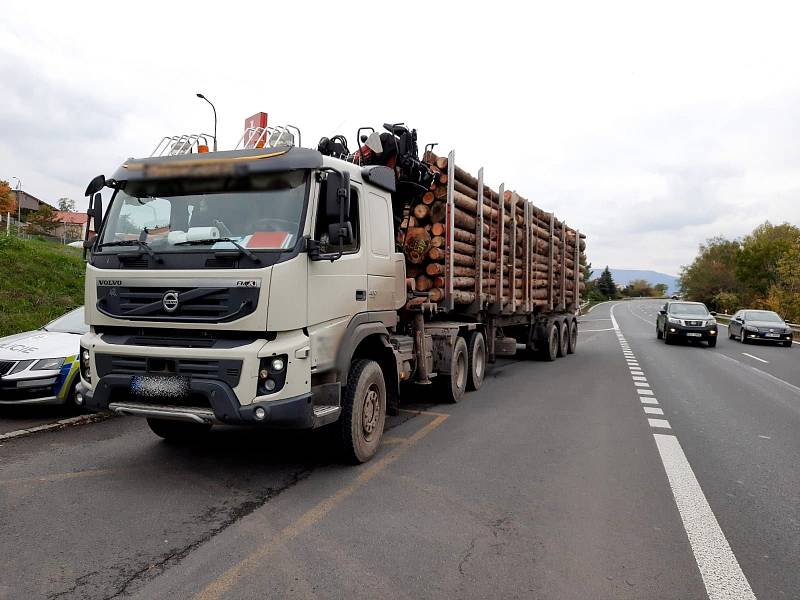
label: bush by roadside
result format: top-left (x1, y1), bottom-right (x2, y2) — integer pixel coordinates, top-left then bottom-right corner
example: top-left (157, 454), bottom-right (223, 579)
top-left (0, 236), bottom-right (85, 337)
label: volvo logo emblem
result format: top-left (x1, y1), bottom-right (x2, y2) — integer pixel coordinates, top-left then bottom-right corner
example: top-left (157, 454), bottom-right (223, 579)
top-left (162, 291), bottom-right (180, 313)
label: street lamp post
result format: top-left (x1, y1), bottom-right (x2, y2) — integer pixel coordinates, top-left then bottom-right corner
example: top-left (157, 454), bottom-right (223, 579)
top-left (196, 93), bottom-right (218, 151)
top-left (11, 176), bottom-right (22, 230)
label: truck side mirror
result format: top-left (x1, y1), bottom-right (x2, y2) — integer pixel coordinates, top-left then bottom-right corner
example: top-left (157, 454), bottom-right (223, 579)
top-left (659, 309), bottom-right (666, 315)
top-left (83, 192), bottom-right (102, 260)
top-left (328, 221), bottom-right (354, 247)
top-left (710, 311), bottom-right (717, 316)
top-left (85, 174), bottom-right (106, 197)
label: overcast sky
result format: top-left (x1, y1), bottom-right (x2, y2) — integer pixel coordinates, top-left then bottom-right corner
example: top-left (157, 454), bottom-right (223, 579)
top-left (2, 1), bottom-right (799, 275)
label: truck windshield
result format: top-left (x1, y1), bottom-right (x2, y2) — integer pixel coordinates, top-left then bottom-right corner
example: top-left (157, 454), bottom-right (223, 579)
top-left (98, 171), bottom-right (307, 252)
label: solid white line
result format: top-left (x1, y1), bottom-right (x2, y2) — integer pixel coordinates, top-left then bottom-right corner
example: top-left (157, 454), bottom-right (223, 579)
top-left (581, 328), bottom-right (617, 332)
top-left (637, 389), bottom-right (654, 395)
top-left (648, 418), bottom-right (672, 429)
top-left (714, 353), bottom-right (800, 397)
top-left (610, 304), bottom-right (620, 330)
top-left (741, 352), bottom-right (768, 364)
top-left (580, 318), bottom-right (613, 322)
top-left (641, 397), bottom-right (659, 405)
top-left (643, 406), bottom-right (664, 415)
top-left (653, 434), bottom-right (756, 599)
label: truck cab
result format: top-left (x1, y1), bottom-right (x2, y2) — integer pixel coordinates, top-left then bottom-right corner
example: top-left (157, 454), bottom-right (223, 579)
top-left (78, 145), bottom-right (406, 462)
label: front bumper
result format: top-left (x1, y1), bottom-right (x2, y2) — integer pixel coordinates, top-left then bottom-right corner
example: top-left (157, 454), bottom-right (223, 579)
top-left (665, 323), bottom-right (718, 340)
top-left (77, 375), bottom-right (314, 428)
top-left (741, 330), bottom-right (793, 343)
top-left (0, 362), bottom-right (77, 406)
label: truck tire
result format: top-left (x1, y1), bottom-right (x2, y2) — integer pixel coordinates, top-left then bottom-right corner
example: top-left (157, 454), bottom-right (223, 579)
top-left (557, 321), bottom-right (569, 357)
top-left (537, 322), bottom-right (559, 361)
top-left (439, 336), bottom-right (468, 403)
top-left (656, 324), bottom-right (663, 339)
top-left (147, 418), bottom-right (211, 442)
top-left (466, 331), bottom-right (486, 391)
top-left (567, 319), bottom-right (578, 354)
top-left (338, 359), bottom-right (386, 464)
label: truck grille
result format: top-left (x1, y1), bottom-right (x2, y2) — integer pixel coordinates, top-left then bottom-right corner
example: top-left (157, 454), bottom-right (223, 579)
top-left (685, 320), bottom-right (702, 326)
top-left (96, 285), bottom-right (259, 323)
top-left (0, 361), bottom-right (16, 376)
top-left (95, 354), bottom-right (243, 387)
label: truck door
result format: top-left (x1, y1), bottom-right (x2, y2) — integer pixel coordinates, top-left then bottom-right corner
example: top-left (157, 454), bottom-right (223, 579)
top-left (365, 190), bottom-right (402, 312)
top-left (307, 181), bottom-right (368, 371)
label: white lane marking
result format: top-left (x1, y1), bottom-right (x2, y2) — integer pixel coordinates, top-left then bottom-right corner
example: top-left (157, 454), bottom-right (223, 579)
top-left (582, 328), bottom-right (617, 332)
top-left (634, 381), bottom-right (651, 387)
top-left (741, 352), bottom-right (768, 364)
top-left (643, 406), bottom-right (664, 415)
top-left (610, 304), bottom-right (620, 330)
top-left (641, 397), bottom-right (659, 405)
top-left (626, 303), bottom-right (657, 327)
top-left (584, 300), bottom-right (613, 314)
top-left (648, 418), bottom-right (672, 429)
top-left (757, 435), bottom-right (771, 440)
top-left (637, 389), bottom-right (655, 395)
top-left (653, 434), bottom-right (757, 599)
top-left (580, 318), bottom-right (613, 321)
top-left (632, 376), bottom-right (648, 381)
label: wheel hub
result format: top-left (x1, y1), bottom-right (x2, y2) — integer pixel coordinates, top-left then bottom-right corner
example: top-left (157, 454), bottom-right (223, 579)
top-left (362, 387), bottom-right (379, 435)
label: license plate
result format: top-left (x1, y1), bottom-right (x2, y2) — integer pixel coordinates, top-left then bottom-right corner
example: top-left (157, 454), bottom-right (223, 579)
top-left (686, 332), bottom-right (702, 337)
top-left (130, 375), bottom-right (189, 399)
top-left (765, 333), bottom-right (780, 338)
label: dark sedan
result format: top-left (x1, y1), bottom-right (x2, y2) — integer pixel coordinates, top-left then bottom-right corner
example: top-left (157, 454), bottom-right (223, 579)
top-left (656, 301), bottom-right (718, 347)
top-left (727, 310), bottom-right (794, 347)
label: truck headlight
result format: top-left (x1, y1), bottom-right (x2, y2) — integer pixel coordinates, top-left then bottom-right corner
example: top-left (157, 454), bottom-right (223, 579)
top-left (706, 318), bottom-right (716, 326)
top-left (80, 347), bottom-right (91, 383)
top-left (257, 354), bottom-right (288, 396)
top-left (32, 357), bottom-right (66, 371)
top-left (667, 317), bottom-right (682, 325)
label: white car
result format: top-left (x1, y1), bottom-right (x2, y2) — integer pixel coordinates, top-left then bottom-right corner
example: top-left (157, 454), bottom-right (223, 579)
top-left (0, 307), bottom-right (88, 406)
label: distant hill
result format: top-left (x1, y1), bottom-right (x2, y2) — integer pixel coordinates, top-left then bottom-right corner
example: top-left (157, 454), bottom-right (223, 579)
top-left (607, 269), bottom-right (679, 295)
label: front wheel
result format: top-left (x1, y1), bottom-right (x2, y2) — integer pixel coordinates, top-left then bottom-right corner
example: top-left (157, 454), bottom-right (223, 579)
top-left (466, 332), bottom-right (486, 391)
top-left (707, 338), bottom-right (717, 348)
top-left (656, 324), bottom-right (663, 339)
top-left (338, 359), bottom-right (386, 464)
top-left (147, 418), bottom-right (212, 442)
top-left (783, 341), bottom-right (793, 348)
top-left (740, 330), bottom-right (748, 344)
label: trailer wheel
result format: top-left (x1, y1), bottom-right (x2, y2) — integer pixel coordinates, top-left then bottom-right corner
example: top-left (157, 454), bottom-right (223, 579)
top-left (466, 331), bottom-right (486, 391)
top-left (439, 336), bottom-right (468, 402)
top-left (557, 321), bottom-right (569, 357)
top-left (537, 322), bottom-right (559, 361)
top-left (147, 418), bottom-right (211, 442)
top-left (567, 319), bottom-right (578, 354)
top-left (338, 359), bottom-right (386, 464)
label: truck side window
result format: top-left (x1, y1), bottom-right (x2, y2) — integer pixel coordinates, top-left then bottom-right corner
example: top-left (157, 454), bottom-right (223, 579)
top-left (315, 184), bottom-right (360, 253)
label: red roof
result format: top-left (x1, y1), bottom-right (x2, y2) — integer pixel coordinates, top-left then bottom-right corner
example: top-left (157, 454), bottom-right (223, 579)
top-left (55, 211), bottom-right (89, 224)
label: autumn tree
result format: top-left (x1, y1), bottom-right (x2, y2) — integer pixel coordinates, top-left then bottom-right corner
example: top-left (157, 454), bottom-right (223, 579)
top-left (765, 240), bottom-right (800, 322)
top-left (736, 222), bottom-right (800, 297)
top-left (679, 237), bottom-right (742, 308)
top-left (0, 180), bottom-right (16, 214)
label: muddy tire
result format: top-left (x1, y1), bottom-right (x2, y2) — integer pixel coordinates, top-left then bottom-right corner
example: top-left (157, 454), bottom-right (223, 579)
top-left (567, 319), bottom-right (578, 354)
top-left (466, 331), bottom-right (486, 391)
top-left (439, 336), bottom-right (468, 403)
top-left (338, 359), bottom-right (386, 464)
top-left (537, 322), bottom-right (559, 361)
top-left (147, 418), bottom-right (211, 442)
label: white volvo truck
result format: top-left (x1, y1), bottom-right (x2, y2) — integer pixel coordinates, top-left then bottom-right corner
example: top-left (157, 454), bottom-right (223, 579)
top-left (77, 120), bottom-right (584, 463)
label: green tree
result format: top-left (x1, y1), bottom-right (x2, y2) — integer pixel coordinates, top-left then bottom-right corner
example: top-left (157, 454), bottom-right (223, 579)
top-left (621, 279), bottom-right (653, 297)
top-left (736, 222), bottom-right (800, 297)
top-left (27, 205), bottom-right (59, 235)
top-left (596, 266), bottom-right (617, 298)
top-left (765, 240), bottom-right (800, 322)
top-left (58, 197), bottom-right (76, 212)
top-left (679, 236), bottom-right (742, 308)
top-left (653, 283), bottom-right (668, 297)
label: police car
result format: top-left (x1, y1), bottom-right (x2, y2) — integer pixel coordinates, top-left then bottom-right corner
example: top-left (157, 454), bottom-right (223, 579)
top-left (0, 307), bottom-right (88, 407)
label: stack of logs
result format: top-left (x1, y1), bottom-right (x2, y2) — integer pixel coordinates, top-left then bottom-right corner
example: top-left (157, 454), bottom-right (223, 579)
top-left (398, 153), bottom-right (586, 311)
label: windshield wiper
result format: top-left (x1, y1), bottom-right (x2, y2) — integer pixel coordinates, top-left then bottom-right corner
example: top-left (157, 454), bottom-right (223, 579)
top-left (174, 238), bottom-right (261, 263)
top-left (97, 239), bottom-right (163, 263)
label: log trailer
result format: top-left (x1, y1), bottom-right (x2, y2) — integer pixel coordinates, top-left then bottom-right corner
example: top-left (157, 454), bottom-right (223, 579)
top-left (76, 118), bottom-right (586, 463)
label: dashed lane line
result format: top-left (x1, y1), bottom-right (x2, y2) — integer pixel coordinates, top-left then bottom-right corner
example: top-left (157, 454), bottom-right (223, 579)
top-left (741, 352), bottom-right (768, 364)
top-left (609, 302), bottom-right (757, 600)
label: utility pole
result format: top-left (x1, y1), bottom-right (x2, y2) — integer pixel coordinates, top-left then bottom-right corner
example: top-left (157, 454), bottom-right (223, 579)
top-left (196, 93), bottom-right (218, 151)
top-left (11, 177), bottom-right (22, 234)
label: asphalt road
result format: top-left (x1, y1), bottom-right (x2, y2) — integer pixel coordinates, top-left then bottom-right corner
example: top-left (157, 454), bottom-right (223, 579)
top-left (0, 300), bottom-right (797, 599)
